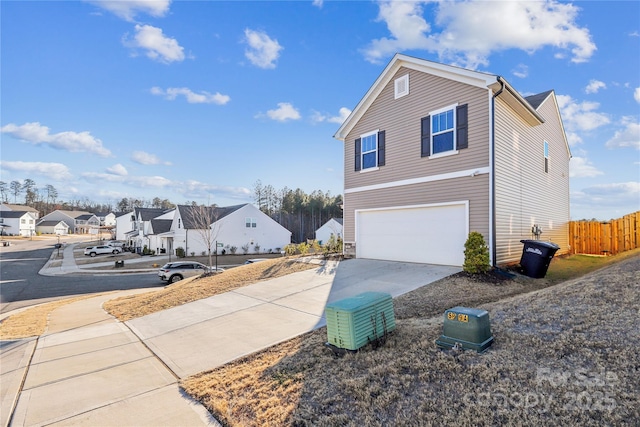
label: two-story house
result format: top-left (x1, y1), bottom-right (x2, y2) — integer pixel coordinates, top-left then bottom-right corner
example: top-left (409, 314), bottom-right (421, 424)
top-left (334, 54), bottom-right (570, 267)
top-left (0, 211), bottom-right (37, 236)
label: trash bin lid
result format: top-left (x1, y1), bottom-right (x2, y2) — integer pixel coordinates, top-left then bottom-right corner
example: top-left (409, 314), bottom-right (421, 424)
top-left (520, 240), bottom-right (560, 249)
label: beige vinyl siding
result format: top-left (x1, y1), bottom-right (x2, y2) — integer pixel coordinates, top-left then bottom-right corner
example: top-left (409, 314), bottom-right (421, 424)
top-left (344, 67), bottom-right (491, 190)
top-left (343, 175), bottom-right (489, 247)
top-left (494, 94), bottom-right (570, 264)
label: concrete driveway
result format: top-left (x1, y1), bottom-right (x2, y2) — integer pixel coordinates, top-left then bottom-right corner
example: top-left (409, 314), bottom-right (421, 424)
top-left (127, 259), bottom-right (460, 378)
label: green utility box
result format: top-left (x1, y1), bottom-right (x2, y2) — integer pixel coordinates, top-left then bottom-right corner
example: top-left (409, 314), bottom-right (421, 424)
top-left (436, 306), bottom-right (494, 353)
top-left (325, 292), bottom-right (396, 351)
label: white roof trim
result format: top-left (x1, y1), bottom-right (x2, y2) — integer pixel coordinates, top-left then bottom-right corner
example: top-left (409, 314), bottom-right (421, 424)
top-left (334, 53), bottom-right (499, 140)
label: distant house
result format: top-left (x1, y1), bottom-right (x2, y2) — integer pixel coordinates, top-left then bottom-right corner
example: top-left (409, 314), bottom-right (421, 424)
top-left (334, 54), bottom-right (570, 266)
top-left (114, 211), bottom-right (134, 241)
top-left (162, 204), bottom-right (292, 256)
top-left (0, 211), bottom-right (37, 236)
top-left (38, 210), bottom-right (100, 234)
top-left (123, 208), bottom-right (174, 252)
top-left (94, 212), bottom-right (116, 227)
top-left (0, 204), bottom-right (40, 219)
top-left (315, 218), bottom-right (343, 245)
top-left (36, 220), bottom-right (70, 235)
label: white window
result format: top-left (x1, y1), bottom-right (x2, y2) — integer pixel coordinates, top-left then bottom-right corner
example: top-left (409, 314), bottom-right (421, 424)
top-left (394, 74), bottom-right (409, 99)
top-left (361, 131), bottom-right (378, 170)
top-left (544, 141), bottom-right (549, 173)
top-left (245, 218), bottom-right (256, 228)
top-left (431, 105), bottom-right (456, 155)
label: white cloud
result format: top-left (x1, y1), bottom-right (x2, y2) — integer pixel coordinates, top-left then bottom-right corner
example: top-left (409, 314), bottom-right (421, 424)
top-left (106, 163), bottom-right (128, 176)
top-left (1, 122), bottom-right (111, 157)
top-left (585, 79), bottom-right (606, 94)
top-left (243, 29), bottom-right (283, 69)
top-left (0, 161), bottom-right (73, 180)
top-left (512, 64), bottom-right (528, 79)
top-left (312, 0), bottom-right (323, 8)
top-left (125, 24), bottom-right (185, 63)
top-left (86, 0), bottom-right (170, 22)
top-left (556, 94), bottom-right (610, 136)
top-left (573, 182), bottom-right (640, 210)
top-left (569, 156), bottom-right (603, 178)
top-left (131, 150), bottom-right (171, 166)
top-left (605, 117), bottom-right (640, 150)
top-left (311, 107), bottom-right (352, 124)
top-left (150, 86), bottom-right (230, 105)
top-left (634, 87), bottom-right (640, 103)
top-left (260, 102), bottom-right (301, 122)
top-left (363, 0), bottom-right (596, 69)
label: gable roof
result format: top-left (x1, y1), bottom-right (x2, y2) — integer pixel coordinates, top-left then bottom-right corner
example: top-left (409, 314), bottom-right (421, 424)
top-left (52, 210), bottom-right (93, 219)
top-left (0, 211), bottom-right (33, 219)
top-left (134, 207), bottom-right (170, 221)
top-left (177, 204), bottom-right (247, 229)
top-left (334, 53), bottom-right (544, 140)
top-left (36, 220), bottom-right (69, 227)
top-left (524, 90), bottom-right (554, 110)
top-left (75, 214), bottom-right (96, 221)
top-left (151, 219), bottom-right (172, 234)
top-left (1, 204), bottom-right (38, 213)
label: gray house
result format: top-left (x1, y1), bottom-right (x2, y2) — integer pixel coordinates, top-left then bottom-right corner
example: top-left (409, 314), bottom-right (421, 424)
top-left (334, 54), bottom-right (570, 266)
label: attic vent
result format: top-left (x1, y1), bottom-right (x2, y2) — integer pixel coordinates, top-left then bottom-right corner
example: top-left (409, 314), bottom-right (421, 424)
top-left (394, 74), bottom-right (409, 99)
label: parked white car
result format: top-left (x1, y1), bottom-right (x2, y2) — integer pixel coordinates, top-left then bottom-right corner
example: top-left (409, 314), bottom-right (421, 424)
top-left (84, 245), bottom-right (121, 257)
top-left (158, 261), bottom-right (224, 284)
top-left (107, 240), bottom-right (124, 248)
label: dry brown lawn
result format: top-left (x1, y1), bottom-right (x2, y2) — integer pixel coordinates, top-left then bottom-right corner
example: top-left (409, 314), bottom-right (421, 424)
top-left (0, 295), bottom-right (99, 339)
top-left (104, 257), bottom-right (320, 322)
top-left (181, 251), bottom-right (640, 426)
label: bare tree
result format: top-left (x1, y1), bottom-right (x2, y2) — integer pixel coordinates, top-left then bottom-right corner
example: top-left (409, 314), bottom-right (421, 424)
top-left (187, 204), bottom-right (224, 269)
top-left (0, 181), bottom-right (8, 203)
top-left (9, 181), bottom-right (22, 203)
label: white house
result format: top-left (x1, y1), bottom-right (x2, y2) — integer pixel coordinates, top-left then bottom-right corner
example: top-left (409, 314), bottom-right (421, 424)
top-left (0, 211), bottom-right (37, 236)
top-left (0, 204), bottom-right (40, 219)
top-left (165, 204), bottom-right (291, 257)
top-left (114, 211), bottom-right (134, 241)
top-left (36, 220), bottom-right (70, 235)
top-left (38, 210), bottom-right (99, 234)
top-left (315, 218), bottom-right (343, 245)
top-left (123, 208), bottom-right (174, 252)
top-left (94, 212), bottom-right (116, 227)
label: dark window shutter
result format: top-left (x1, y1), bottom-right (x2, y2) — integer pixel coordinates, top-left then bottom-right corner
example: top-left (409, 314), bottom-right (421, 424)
top-left (421, 116), bottom-right (430, 157)
top-left (377, 130), bottom-right (385, 166)
top-left (354, 138), bottom-right (361, 171)
top-left (456, 104), bottom-right (468, 150)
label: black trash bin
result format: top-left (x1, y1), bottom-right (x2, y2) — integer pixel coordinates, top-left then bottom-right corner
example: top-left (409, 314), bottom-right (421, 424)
top-left (115, 260), bottom-right (125, 268)
top-left (519, 240), bottom-right (560, 278)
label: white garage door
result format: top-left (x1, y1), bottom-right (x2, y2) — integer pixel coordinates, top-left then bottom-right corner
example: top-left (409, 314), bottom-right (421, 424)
top-left (356, 203), bottom-right (468, 266)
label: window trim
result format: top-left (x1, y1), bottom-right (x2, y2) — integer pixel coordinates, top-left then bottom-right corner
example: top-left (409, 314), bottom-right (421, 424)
top-left (245, 217), bottom-right (257, 228)
top-left (429, 103), bottom-right (458, 157)
top-left (544, 140), bottom-right (549, 173)
top-left (394, 74), bottom-right (409, 99)
top-left (359, 129), bottom-right (379, 171)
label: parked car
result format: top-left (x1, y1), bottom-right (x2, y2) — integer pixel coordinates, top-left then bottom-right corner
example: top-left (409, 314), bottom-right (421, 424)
top-left (158, 262), bottom-right (224, 284)
top-left (84, 245), bottom-right (121, 257)
top-left (106, 240), bottom-right (124, 248)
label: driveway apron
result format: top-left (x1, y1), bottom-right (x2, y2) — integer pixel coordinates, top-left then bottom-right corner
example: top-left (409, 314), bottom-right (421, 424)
top-left (127, 259), bottom-right (460, 378)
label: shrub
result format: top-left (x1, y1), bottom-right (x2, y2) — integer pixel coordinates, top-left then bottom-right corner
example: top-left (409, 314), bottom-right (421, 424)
top-left (241, 244), bottom-right (250, 255)
top-left (323, 235), bottom-right (343, 254)
top-left (254, 243), bottom-right (261, 253)
top-left (463, 231), bottom-right (490, 274)
top-left (175, 247), bottom-right (185, 258)
top-left (229, 246), bottom-right (237, 254)
top-left (297, 242), bottom-right (310, 255)
top-left (284, 244), bottom-right (297, 256)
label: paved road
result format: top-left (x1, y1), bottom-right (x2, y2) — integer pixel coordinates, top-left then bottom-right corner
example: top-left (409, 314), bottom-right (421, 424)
top-left (0, 241), bottom-right (162, 313)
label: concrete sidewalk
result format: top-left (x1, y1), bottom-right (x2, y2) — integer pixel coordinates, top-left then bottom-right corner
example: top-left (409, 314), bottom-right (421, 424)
top-left (3, 256), bottom-right (460, 425)
top-left (4, 290), bottom-right (218, 426)
top-left (127, 259), bottom-right (460, 378)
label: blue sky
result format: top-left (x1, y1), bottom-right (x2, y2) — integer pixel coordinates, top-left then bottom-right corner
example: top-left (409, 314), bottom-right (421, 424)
top-left (1, 0), bottom-right (638, 220)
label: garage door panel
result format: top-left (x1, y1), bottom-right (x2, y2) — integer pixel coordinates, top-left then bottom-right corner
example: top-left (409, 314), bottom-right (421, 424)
top-left (356, 204), bottom-right (467, 266)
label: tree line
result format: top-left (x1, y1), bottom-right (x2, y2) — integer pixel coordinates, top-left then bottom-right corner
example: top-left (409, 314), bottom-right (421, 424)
top-left (0, 178), bottom-right (344, 243)
top-left (0, 179), bottom-right (176, 216)
top-left (253, 180), bottom-right (343, 243)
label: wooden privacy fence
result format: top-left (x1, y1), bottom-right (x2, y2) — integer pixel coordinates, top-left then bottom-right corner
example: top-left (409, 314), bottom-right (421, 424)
top-left (569, 211), bottom-right (640, 255)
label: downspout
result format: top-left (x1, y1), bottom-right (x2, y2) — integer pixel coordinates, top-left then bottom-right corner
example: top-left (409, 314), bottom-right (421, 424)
top-left (490, 77), bottom-right (505, 267)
